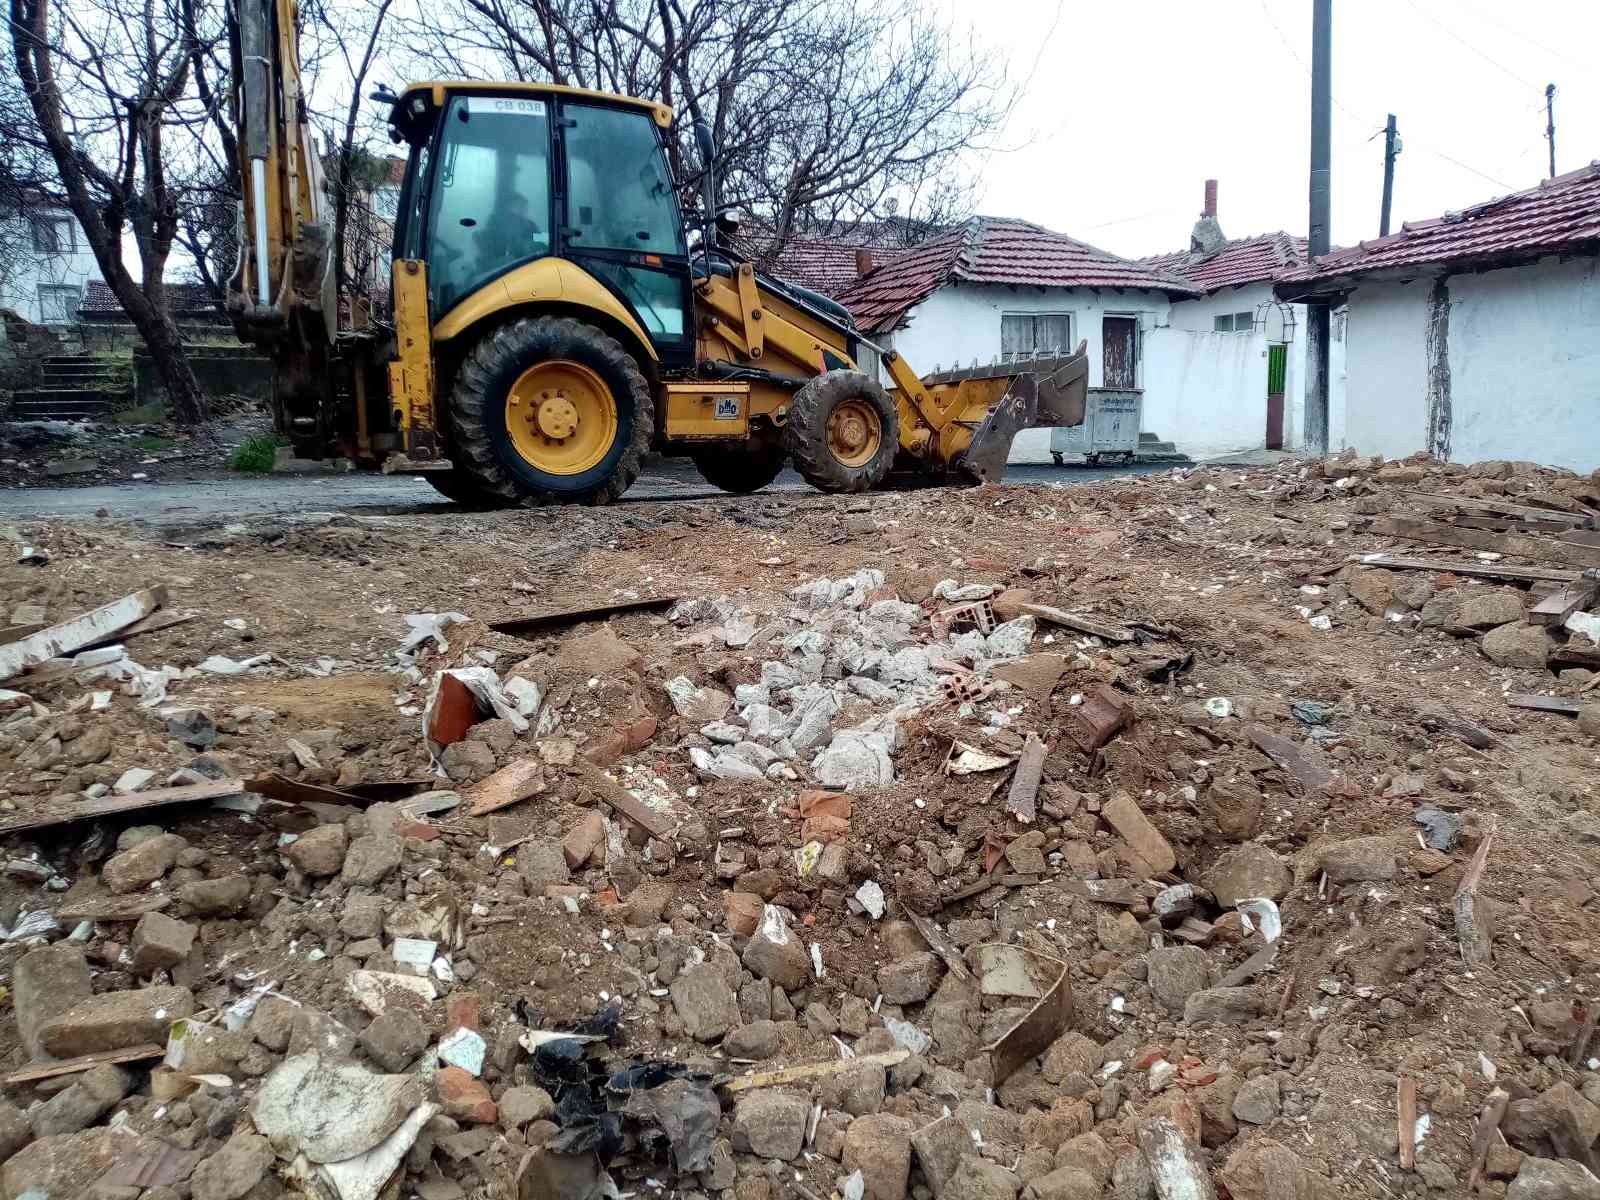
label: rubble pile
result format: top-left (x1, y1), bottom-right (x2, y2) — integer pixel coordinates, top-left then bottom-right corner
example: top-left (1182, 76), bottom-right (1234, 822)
top-left (0, 449), bottom-right (1595, 1200)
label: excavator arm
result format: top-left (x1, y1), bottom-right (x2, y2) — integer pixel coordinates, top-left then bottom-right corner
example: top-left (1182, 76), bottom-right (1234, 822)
top-left (225, 0), bottom-right (342, 453)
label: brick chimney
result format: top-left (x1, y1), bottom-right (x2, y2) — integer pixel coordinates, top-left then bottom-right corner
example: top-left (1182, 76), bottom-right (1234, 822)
top-left (1190, 178), bottom-right (1225, 257)
top-left (855, 248), bottom-right (876, 278)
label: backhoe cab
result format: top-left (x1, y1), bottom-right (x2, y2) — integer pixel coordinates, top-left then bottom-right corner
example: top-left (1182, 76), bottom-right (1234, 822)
top-left (225, 32), bottom-right (1087, 504)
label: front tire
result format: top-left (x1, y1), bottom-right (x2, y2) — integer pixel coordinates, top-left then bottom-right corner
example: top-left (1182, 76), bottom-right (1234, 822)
top-left (783, 370), bottom-right (898, 494)
top-left (691, 443), bottom-right (787, 494)
top-left (449, 316), bottom-right (652, 505)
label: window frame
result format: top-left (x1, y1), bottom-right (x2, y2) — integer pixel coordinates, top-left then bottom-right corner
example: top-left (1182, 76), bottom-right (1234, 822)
top-left (1000, 311), bottom-right (1074, 363)
top-left (30, 215), bottom-right (73, 254)
top-left (36, 283), bottom-right (80, 322)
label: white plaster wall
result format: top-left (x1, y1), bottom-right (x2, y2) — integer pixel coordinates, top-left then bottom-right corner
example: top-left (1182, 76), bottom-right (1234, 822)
top-left (1445, 256), bottom-right (1600, 472)
top-left (887, 283), bottom-right (1173, 462)
top-left (0, 207), bottom-right (101, 323)
top-left (1141, 326), bottom-right (1269, 460)
top-left (1341, 279), bottom-right (1430, 460)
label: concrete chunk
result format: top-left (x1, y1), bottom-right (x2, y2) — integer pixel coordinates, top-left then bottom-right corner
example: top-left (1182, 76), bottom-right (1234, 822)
top-left (13, 945), bottom-right (93, 1061)
top-left (38, 986), bottom-right (195, 1057)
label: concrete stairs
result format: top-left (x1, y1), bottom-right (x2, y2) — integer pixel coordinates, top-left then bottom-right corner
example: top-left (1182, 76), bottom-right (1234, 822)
top-left (10, 355), bottom-right (132, 421)
top-left (1135, 431), bottom-right (1187, 462)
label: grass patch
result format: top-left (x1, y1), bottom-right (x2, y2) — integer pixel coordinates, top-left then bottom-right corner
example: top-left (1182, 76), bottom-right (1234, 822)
top-left (128, 434), bottom-right (176, 452)
top-left (111, 402), bottom-right (166, 425)
top-left (229, 433), bottom-right (280, 473)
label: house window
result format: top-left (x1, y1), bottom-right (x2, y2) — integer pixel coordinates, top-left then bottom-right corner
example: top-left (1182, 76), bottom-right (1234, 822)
top-left (37, 284), bottom-right (80, 322)
top-left (30, 215), bottom-right (74, 254)
top-left (1001, 312), bottom-right (1072, 362)
top-left (1213, 311), bottom-right (1255, 333)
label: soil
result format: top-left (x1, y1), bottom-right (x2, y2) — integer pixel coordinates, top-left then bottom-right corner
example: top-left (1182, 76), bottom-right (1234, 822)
top-left (0, 450), bottom-right (1597, 1199)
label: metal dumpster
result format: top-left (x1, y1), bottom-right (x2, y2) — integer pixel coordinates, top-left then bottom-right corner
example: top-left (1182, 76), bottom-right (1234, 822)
top-left (1049, 388), bottom-right (1142, 465)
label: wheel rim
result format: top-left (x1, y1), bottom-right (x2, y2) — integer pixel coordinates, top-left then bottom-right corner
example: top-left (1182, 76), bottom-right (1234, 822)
top-left (826, 398), bottom-right (882, 469)
top-left (505, 359), bottom-right (618, 476)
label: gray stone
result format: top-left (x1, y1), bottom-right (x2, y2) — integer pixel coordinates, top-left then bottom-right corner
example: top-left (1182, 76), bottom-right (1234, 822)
top-left (1482, 622), bottom-right (1554, 668)
top-left (1314, 836), bottom-right (1396, 883)
top-left (1231, 1075), bottom-right (1281, 1125)
top-left (1204, 842), bottom-right (1290, 906)
top-left (843, 1113), bottom-right (914, 1200)
top-left (812, 730), bottom-right (894, 790)
top-left (289, 1007), bottom-right (357, 1058)
top-left (441, 739), bottom-right (497, 782)
top-left (742, 907), bottom-right (810, 991)
top-left (341, 834), bottom-right (402, 886)
top-left (340, 893), bottom-right (386, 938)
top-left (1148, 946), bottom-right (1211, 1013)
top-left (1025, 1167), bottom-right (1102, 1200)
top-left (879, 953), bottom-right (943, 1005)
top-left (0, 1099), bottom-right (30, 1161)
top-left (248, 993), bottom-right (299, 1053)
top-left (1183, 987), bottom-right (1263, 1027)
top-left (1, 1129), bottom-right (129, 1199)
top-left (670, 964), bottom-right (741, 1043)
top-left (178, 874), bottom-right (252, 916)
top-left (131, 911), bottom-right (198, 975)
top-left (515, 839), bottom-right (570, 892)
top-left (500, 1085), bottom-right (555, 1128)
top-left (820, 1064), bottom-right (887, 1116)
top-left (912, 1115), bottom-right (977, 1198)
top-left (723, 1020), bottom-right (784, 1060)
top-left (31, 1064), bottom-right (130, 1136)
top-left (101, 833), bottom-right (187, 893)
top-left (13, 945), bottom-right (93, 1060)
top-left (1042, 1033), bottom-right (1102, 1085)
top-left (732, 1090), bottom-right (809, 1160)
top-left (191, 1130), bottom-right (274, 1200)
top-left (1507, 1158), bottom-right (1600, 1200)
top-left (1453, 589), bottom-right (1526, 630)
top-left (944, 1157), bottom-right (1021, 1200)
top-left (284, 824), bottom-right (348, 877)
top-left (1136, 1116), bottom-right (1215, 1200)
top-left (360, 1007), bottom-right (429, 1072)
top-left (38, 986), bottom-right (195, 1057)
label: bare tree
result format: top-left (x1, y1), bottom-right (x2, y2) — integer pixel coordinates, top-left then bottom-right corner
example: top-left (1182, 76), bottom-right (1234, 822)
top-left (8, 0), bottom-right (217, 422)
top-left (404, 0), bottom-right (1011, 262)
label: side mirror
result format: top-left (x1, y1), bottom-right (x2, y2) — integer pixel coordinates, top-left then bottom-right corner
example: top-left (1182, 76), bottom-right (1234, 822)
top-left (692, 119), bottom-right (716, 169)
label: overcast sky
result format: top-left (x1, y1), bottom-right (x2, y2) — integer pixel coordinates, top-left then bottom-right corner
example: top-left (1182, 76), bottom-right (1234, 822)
top-left (944, 0), bottom-right (1599, 260)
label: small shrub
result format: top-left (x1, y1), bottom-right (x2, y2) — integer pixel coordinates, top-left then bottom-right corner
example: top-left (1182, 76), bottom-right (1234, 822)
top-left (230, 433), bottom-right (279, 473)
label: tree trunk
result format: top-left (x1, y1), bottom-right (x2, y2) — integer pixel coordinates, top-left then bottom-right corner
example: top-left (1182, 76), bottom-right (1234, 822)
top-left (106, 265), bottom-right (209, 425)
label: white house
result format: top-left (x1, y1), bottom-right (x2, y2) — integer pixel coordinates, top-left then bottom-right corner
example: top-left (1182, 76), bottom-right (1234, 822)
top-left (1277, 161), bottom-right (1600, 473)
top-left (833, 217), bottom-right (1201, 462)
top-left (1142, 180), bottom-right (1346, 458)
top-left (0, 190), bottom-right (101, 324)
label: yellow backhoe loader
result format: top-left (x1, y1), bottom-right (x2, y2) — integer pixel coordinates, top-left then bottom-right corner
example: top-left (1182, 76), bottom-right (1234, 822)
top-left (225, 0), bottom-right (1087, 505)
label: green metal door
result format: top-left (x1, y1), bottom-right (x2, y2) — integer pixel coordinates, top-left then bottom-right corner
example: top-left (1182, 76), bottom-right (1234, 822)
top-left (1266, 344), bottom-right (1287, 450)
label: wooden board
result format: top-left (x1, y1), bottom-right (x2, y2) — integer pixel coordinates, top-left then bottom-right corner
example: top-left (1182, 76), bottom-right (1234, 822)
top-left (1370, 517), bottom-right (1600, 569)
top-left (0, 776), bottom-right (244, 835)
top-left (2, 1043), bottom-right (164, 1085)
top-left (1562, 530), bottom-right (1600, 548)
top-left (489, 596), bottom-right (679, 637)
top-left (79, 608), bottom-right (197, 653)
top-left (1506, 694), bottom-right (1582, 716)
top-left (578, 764), bottom-right (675, 840)
top-left (1352, 552), bottom-right (1579, 584)
top-left (466, 758), bottom-right (545, 817)
top-left (1528, 581), bottom-right (1599, 626)
top-left (57, 893), bottom-right (174, 921)
top-left (0, 622), bottom-right (48, 645)
top-left (1402, 491), bottom-right (1591, 527)
top-left (0, 586), bottom-right (167, 682)
top-left (1014, 603), bottom-right (1134, 643)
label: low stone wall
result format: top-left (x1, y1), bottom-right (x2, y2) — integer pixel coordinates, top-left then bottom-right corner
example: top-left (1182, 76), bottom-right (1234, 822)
top-left (133, 346), bottom-right (274, 408)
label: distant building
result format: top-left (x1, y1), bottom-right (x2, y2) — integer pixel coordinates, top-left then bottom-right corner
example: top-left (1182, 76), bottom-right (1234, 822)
top-left (0, 188), bottom-right (102, 324)
top-left (1279, 161), bottom-right (1600, 471)
top-left (77, 279), bottom-right (224, 323)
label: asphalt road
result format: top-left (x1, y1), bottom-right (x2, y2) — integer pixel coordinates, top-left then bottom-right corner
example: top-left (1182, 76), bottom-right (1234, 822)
top-left (0, 459), bottom-right (1167, 521)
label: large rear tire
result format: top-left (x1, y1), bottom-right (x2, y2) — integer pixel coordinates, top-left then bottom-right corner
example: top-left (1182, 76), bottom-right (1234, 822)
top-left (783, 370), bottom-right (898, 494)
top-left (449, 316), bottom-right (652, 505)
top-left (691, 443), bottom-right (787, 494)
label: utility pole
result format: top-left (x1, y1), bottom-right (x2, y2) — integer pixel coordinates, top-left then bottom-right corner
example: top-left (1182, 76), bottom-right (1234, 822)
top-left (1305, 0), bottom-right (1333, 455)
top-left (1380, 114), bottom-right (1399, 237)
top-left (1545, 83), bottom-right (1557, 178)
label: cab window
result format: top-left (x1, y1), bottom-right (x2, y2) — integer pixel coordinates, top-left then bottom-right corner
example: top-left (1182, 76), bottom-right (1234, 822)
top-left (425, 95), bottom-right (552, 317)
top-left (563, 104), bottom-right (684, 256)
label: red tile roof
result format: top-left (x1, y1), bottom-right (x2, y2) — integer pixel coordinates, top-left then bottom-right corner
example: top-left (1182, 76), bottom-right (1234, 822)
top-left (80, 279), bottom-right (222, 319)
top-left (836, 217), bottom-right (1198, 333)
top-left (1280, 161), bottom-right (1600, 295)
top-left (769, 239), bottom-right (902, 299)
top-left (1142, 232), bottom-right (1307, 293)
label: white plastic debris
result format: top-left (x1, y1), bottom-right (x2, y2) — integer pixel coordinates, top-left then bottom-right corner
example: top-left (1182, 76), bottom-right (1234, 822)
top-left (196, 654), bottom-right (272, 675)
top-left (391, 938), bottom-right (437, 975)
top-left (843, 1170), bottom-right (865, 1200)
top-left (346, 970), bottom-right (438, 1016)
top-left (1, 909), bottom-right (60, 941)
top-left (223, 618), bottom-right (248, 631)
top-left (810, 942), bottom-right (825, 979)
top-left (437, 1026), bottom-right (486, 1076)
top-left (503, 676), bottom-right (544, 719)
top-left (398, 611), bottom-right (468, 655)
top-left (1566, 611), bottom-right (1600, 645)
top-left (223, 981), bottom-right (284, 1032)
top-left (1204, 697), bottom-right (1233, 718)
top-left (1309, 614), bottom-right (1333, 631)
top-left (421, 666), bottom-right (529, 761)
top-left (1236, 898), bottom-right (1282, 943)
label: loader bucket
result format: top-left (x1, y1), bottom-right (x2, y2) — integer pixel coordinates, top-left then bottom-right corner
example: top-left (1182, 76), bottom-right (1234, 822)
top-left (948, 348), bottom-right (1090, 484)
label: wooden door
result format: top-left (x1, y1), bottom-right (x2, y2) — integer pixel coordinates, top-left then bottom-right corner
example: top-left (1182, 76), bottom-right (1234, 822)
top-left (1266, 343), bottom-right (1287, 450)
top-left (1102, 316), bottom-right (1137, 388)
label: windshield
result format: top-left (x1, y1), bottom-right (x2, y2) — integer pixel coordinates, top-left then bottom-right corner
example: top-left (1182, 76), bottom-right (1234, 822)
top-left (425, 95), bottom-right (553, 317)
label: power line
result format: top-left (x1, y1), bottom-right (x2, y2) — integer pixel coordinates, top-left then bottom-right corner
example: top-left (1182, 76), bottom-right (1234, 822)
top-left (1403, 0), bottom-right (1541, 91)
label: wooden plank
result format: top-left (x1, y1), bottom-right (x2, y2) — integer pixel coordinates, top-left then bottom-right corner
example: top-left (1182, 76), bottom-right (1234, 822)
top-left (2, 1044), bottom-right (164, 1085)
top-left (57, 893), bottom-right (175, 921)
top-left (1402, 491), bottom-right (1590, 527)
top-left (0, 622), bottom-right (48, 645)
top-left (1453, 823), bottom-right (1496, 966)
top-left (79, 608), bottom-right (197, 652)
top-left (0, 586), bottom-right (167, 682)
top-left (489, 596), bottom-right (680, 637)
top-left (246, 773), bottom-right (375, 810)
top-left (1248, 725), bottom-right (1333, 792)
top-left (578, 763), bottom-right (675, 840)
top-left (1506, 694), bottom-right (1582, 716)
top-left (1398, 1076), bottom-right (1418, 1171)
top-left (466, 758), bottom-right (545, 817)
top-left (1370, 517), bottom-right (1600, 569)
top-left (1004, 733), bottom-right (1046, 823)
top-left (1056, 877), bottom-right (1141, 907)
top-left (1465, 1089), bottom-right (1510, 1192)
top-left (1563, 530), bottom-right (1600, 548)
top-left (1529, 581), bottom-right (1599, 626)
top-left (942, 873), bottom-right (1040, 905)
top-left (0, 776), bottom-right (244, 835)
top-left (1014, 603), bottom-right (1134, 643)
top-left (1352, 552), bottom-right (1579, 584)
top-left (719, 1049), bottom-right (908, 1094)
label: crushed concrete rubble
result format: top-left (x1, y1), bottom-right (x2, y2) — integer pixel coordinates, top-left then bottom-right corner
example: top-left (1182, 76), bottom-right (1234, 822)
top-left (0, 450), bottom-right (1597, 1199)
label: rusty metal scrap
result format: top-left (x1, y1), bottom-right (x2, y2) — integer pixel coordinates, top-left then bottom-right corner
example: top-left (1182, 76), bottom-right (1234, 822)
top-left (1064, 684), bottom-right (1132, 753)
